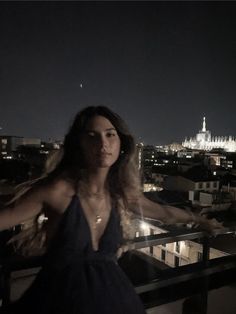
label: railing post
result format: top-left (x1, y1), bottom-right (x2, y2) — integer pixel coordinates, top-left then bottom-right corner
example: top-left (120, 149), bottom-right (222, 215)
top-left (201, 236), bottom-right (210, 314)
top-left (1, 266), bottom-right (11, 307)
top-left (202, 236), bottom-right (210, 266)
top-left (182, 236), bottom-right (210, 314)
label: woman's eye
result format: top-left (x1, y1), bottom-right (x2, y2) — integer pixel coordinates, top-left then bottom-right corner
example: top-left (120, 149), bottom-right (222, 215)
top-left (107, 133), bottom-right (116, 137)
top-left (87, 132), bottom-right (96, 137)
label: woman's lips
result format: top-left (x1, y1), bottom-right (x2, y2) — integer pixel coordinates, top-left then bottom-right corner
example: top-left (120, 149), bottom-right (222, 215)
top-left (99, 152), bottom-right (111, 156)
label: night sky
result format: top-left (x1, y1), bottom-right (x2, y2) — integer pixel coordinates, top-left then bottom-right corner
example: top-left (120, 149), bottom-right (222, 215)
top-left (1, 1), bottom-right (236, 145)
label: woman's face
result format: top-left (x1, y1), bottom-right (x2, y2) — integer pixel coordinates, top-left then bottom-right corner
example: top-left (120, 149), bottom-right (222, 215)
top-left (80, 115), bottom-right (121, 169)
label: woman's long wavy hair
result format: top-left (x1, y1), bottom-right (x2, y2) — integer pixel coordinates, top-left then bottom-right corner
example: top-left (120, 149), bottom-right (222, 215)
top-left (46, 105), bottom-right (141, 205)
top-left (9, 106), bottom-right (142, 254)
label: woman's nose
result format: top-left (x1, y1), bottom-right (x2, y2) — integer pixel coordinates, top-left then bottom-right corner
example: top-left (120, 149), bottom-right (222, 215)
top-left (97, 134), bottom-right (108, 149)
top-left (96, 135), bottom-right (107, 149)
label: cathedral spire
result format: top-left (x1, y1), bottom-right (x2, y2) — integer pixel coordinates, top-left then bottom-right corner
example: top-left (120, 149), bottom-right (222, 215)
top-left (202, 116), bottom-right (206, 132)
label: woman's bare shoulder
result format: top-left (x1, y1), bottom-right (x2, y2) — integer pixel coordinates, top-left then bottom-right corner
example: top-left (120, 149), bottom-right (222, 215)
top-left (46, 178), bottom-right (75, 195)
top-left (0, 179), bottom-right (76, 231)
top-left (42, 178), bottom-right (76, 213)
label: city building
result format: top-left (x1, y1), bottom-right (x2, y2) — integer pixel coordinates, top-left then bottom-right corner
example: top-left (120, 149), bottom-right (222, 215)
top-left (137, 144), bottom-right (179, 184)
top-left (182, 117), bottom-right (236, 152)
top-left (162, 173), bottom-right (233, 209)
top-left (0, 135), bottom-right (62, 160)
top-left (221, 175), bottom-right (236, 201)
top-left (163, 175), bottom-right (220, 193)
top-left (0, 136), bottom-right (41, 159)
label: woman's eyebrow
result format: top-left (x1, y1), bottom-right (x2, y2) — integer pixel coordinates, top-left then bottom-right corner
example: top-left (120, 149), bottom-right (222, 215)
top-left (86, 128), bottom-right (116, 132)
top-left (106, 128), bottom-right (116, 131)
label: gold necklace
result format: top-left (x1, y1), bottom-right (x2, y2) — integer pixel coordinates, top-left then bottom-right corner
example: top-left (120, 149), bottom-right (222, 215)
top-left (86, 194), bottom-right (106, 226)
top-left (79, 194), bottom-right (109, 228)
top-left (95, 214), bottom-right (102, 224)
top-left (77, 182), bottom-right (110, 227)
top-left (93, 198), bottom-right (107, 226)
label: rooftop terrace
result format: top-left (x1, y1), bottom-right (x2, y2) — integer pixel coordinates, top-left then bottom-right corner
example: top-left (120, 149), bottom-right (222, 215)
top-left (1, 225), bottom-right (236, 313)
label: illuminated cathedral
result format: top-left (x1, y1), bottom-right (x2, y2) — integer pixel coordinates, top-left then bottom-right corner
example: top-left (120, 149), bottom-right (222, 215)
top-left (182, 117), bottom-right (236, 152)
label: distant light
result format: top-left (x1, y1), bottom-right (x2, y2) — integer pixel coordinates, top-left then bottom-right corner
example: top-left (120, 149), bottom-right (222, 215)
top-left (213, 171), bottom-right (216, 175)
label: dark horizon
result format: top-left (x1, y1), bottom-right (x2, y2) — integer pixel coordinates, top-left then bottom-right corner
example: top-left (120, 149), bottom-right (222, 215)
top-left (1, 1), bottom-right (236, 145)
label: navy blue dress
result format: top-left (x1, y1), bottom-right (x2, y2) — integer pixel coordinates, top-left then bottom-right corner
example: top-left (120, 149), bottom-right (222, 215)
top-left (2, 195), bottom-right (145, 314)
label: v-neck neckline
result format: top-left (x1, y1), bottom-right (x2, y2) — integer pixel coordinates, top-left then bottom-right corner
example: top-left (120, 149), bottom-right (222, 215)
top-left (75, 195), bottom-right (113, 252)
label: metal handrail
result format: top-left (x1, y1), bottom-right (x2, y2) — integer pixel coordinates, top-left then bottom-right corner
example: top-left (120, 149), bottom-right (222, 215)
top-left (132, 225), bottom-right (236, 250)
top-left (0, 225), bottom-right (236, 308)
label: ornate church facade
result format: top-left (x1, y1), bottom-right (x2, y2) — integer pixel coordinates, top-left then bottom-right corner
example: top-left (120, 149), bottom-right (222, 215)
top-left (182, 117), bottom-right (236, 152)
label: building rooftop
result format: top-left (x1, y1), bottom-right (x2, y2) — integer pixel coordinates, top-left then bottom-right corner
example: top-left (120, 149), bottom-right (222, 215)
top-left (182, 173), bottom-right (218, 182)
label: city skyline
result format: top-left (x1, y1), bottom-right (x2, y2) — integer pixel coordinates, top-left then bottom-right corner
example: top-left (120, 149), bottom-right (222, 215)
top-left (1, 2), bottom-right (236, 144)
top-left (1, 115), bottom-right (236, 148)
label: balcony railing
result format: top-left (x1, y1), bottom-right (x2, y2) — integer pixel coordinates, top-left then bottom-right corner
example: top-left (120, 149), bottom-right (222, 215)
top-left (1, 225), bottom-right (236, 313)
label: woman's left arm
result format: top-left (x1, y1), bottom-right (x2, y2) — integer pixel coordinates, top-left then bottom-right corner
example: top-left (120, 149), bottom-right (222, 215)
top-left (129, 194), bottom-right (223, 232)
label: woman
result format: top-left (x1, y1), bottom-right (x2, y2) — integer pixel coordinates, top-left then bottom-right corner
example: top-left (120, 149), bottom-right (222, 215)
top-left (0, 106), bottom-right (221, 314)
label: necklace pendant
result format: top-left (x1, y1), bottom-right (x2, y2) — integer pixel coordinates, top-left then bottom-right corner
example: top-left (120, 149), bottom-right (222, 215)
top-left (95, 215), bottom-right (102, 224)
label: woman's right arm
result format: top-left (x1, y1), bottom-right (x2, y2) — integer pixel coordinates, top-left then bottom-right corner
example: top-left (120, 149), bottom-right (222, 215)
top-left (0, 187), bottom-right (46, 231)
top-left (0, 179), bottom-right (75, 232)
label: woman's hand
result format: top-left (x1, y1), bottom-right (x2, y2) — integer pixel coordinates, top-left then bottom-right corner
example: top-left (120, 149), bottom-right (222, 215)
top-left (189, 215), bottom-right (224, 234)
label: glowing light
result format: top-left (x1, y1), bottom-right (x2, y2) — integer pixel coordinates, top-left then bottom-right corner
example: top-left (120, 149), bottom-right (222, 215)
top-left (140, 221), bottom-right (149, 231)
